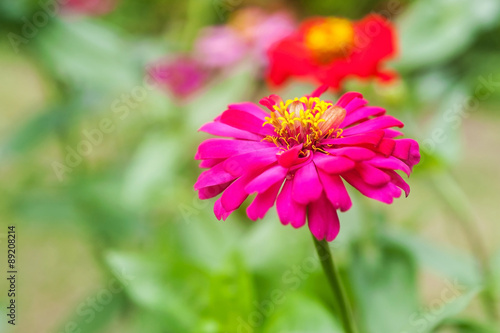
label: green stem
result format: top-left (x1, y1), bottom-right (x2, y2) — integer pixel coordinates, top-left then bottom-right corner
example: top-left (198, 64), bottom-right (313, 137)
top-left (313, 237), bottom-right (357, 333)
top-left (430, 171), bottom-right (498, 323)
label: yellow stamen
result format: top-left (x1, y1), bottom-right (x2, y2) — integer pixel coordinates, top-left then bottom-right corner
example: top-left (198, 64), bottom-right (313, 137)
top-left (263, 97), bottom-right (345, 153)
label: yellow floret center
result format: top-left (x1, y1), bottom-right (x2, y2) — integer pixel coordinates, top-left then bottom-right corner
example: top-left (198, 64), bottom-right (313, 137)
top-left (263, 97), bottom-right (345, 153)
top-left (305, 18), bottom-right (355, 64)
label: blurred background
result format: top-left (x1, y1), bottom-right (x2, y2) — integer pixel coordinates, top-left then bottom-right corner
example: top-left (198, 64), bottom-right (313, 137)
top-left (1, 0), bottom-right (500, 332)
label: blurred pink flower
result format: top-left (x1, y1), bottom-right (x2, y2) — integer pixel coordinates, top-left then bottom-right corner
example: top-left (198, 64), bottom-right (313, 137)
top-left (251, 12), bottom-right (296, 65)
top-left (194, 88), bottom-right (420, 242)
top-left (194, 27), bottom-right (248, 68)
top-left (195, 7), bottom-right (295, 69)
top-left (148, 57), bottom-right (208, 99)
top-left (61, 0), bottom-right (118, 16)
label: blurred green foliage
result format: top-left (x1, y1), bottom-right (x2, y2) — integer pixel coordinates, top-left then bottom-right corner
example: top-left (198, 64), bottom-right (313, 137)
top-left (1, 0), bottom-right (500, 332)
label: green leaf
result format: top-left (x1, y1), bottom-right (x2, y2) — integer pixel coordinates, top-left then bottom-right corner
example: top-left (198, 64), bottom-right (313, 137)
top-left (421, 85), bottom-right (469, 166)
top-left (383, 230), bottom-right (481, 287)
top-left (262, 294), bottom-right (342, 333)
top-left (70, 177), bottom-right (139, 243)
top-left (54, 288), bottom-right (124, 333)
top-left (396, 0), bottom-right (500, 71)
top-left (171, 198), bottom-right (244, 271)
top-left (198, 252), bottom-right (255, 333)
top-left (434, 317), bottom-right (498, 333)
top-left (492, 250), bottom-right (500, 300)
top-left (105, 251), bottom-right (198, 332)
top-left (350, 239), bottom-right (419, 333)
top-left (240, 215), bottom-right (311, 274)
top-left (122, 134), bottom-right (180, 210)
top-left (2, 104), bottom-right (71, 155)
top-left (36, 19), bottom-right (138, 92)
top-left (399, 287), bottom-right (480, 333)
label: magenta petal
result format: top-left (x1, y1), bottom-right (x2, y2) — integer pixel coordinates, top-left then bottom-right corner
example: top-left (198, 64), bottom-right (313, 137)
top-left (368, 156), bottom-right (411, 177)
top-left (195, 162), bottom-right (236, 189)
top-left (308, 194), bottom-right (340, 242)
top-left (314, 154), bottom-right (356, 174)
top-left (259, 94), bottom-right (283, 111)
top-left (223, 147), bottom-right (279, 176)
top-left (342, 170), bottom-right (400, 204)
top-left (323, 130), bottom-right (384, 146)
top-left (245, 165), bottom-right (287, 194)
top-left (355, 162), bottom-right (392, 187)
top-left (335, 92), bottom-right (363, 108)
top-left (247, 182), bottom-right (282, 221)
top-left (214, 198), bottom-right (232, 221)
top-left (196, 138), bottom-right (274, 159)
top-left (317, 170), bottom-right (352, 212)
top-left (384, 129), bottom-right (404, 138)
top-left (220, 109), bottom-right (275, 136)
top-left (199, 158), bottom-right (224, 168)
top-left (341, 106), bottom-right (386, 127)
top-left (276, 179), bottom-right (306, 228)
top-left (376, 138), bottom-right (396, 156)
top-left (199, 122), bottom-right (263, 141)
top-left (343, 97), bottom-right (369, 113)
top-left (287, 151), bottom-right (314, 171)
top-left (342, 115), bottom-right (404, 136)
top-left (277, 144), bottom-right (303, 168)
top-left (228, 102), bottom-right (270, 119)
top-left (385, 169), bottom-right (410, 197)
top-left (309, 84), bottom-right (329, 98)
top-left (327, 147), bottom-right (376, 161)
top-left (199, 181), bottom-right (233, 199)
top-left (392, 139), bottom-right (421, 168)
top-left (292, 162), bottom-right (323, 205)
top-left (220, 173), bottom-right (255, 212)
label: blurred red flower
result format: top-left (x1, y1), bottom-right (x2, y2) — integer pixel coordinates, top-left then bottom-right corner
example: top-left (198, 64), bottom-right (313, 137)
top-left (267, 14), bottom-right (397, 90)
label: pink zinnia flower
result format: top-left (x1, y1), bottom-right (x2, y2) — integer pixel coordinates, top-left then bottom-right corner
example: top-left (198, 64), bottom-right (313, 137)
top-left (148, 57), bottom-right (208, 99)
top-left (194, 88), bottom-right (420, 241)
